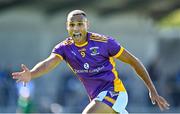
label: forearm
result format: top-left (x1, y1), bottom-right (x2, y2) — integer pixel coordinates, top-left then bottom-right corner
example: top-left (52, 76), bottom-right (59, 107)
top-left (131, 58), bottom-right (157, 92)
top-left (30, 55), bottom-right (61, 79)
top-left (117, 48), bottom-right (169, 110)
top-left (117, 49), bottom-right (157, 93)
top-left (30, 61), bottom-right (51, 79)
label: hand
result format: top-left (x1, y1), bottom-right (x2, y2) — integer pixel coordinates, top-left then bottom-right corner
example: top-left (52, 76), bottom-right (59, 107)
top-left (149, 90), bottom-right (170, 111)
top-left (12, 64), bottom-right (31, 86)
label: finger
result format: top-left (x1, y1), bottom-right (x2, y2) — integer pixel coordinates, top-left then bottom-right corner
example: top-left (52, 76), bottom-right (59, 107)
top-left (160, 97), bottom-right (170, 106)
top-left (23, 82), bottom-right (27, 87)
top-left (150, 97), bottom-right (156, 105)
top-left (13, 76), bottom-right (21, 79)
top-left (160, 102), bottom-right (169, 110)
top-left (152, 100), bottom-right (156, 105)
top-left (161, 101), bottom-right (170, 109)
top-left (21, 64), bottom-right (29, 72)
top-left (151, 99), bottom-right (156, 105)
top-left (12, 72), bottom-right (23, 80)
top-left (159, 97), bottom-right (170, 109)
top-left (12, 72), bottom-right (21, 76)
top-left (16, 79), bottom-right (21, 83)
top-left (164, 104), bottom-right (170, 110)
top-left (166, 102), bottom-right (170, 107)
top-left (157, 97), bottom-right (169, 111)
top-left (157, 100), bottom-right (164, 111)
top-left (160, 100), bottom-right (170, 110)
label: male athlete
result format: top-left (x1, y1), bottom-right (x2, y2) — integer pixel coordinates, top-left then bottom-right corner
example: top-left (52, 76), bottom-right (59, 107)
top-left (12, 10), bottom-right (169, 113)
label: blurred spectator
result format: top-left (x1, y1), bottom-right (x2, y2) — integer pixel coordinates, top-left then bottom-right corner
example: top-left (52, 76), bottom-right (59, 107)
top-left (56, 72), bottom-right (88, 112)
top-left (146, 57), bottom-right (162, 110)
top-left (147, 57), bottom-right (161, 82)
top-left (0, 66), bottom-right (18, 112)
top-left (16, 82), bottom-right (35, 113)
top-left (170, 69), bottom-right (180, 107)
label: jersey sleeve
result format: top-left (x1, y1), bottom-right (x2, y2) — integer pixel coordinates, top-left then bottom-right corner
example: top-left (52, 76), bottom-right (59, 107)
top-left (107, 37), bottom-right (124, 58)
top-left (51, 42), bottom-right (65, 60)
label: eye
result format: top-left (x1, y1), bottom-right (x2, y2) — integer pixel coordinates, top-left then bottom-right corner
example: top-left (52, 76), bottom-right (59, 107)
top-left (78, 22), bottom-right (84, 26)
top-left (69, 23), bottom-right (75, 27)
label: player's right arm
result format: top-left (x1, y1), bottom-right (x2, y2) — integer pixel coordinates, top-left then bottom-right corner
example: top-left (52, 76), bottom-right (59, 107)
top-left (12, 53), bottom-right (63, 83)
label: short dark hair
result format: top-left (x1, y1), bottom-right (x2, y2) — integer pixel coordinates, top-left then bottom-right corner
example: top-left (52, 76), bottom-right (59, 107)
top-left (67, 10), bottom-right (87, 21)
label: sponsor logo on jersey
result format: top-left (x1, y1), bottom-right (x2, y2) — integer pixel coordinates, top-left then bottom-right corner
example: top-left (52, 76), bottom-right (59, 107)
top-left (84, 63), bottom-right (89, 70)
top-left (74, 66), bottom-right (105, 74)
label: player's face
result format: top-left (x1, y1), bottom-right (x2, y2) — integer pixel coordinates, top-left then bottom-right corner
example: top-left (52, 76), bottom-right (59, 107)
top-left (67, 15), bottom-right (89, 44)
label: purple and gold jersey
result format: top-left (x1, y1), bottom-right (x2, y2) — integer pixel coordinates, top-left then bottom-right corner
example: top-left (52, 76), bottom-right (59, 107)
top-left (52, 32), bottom-right (126, 100)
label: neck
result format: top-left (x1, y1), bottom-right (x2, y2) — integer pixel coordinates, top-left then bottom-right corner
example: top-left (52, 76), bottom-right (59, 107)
top-left (74, 36), bottom-right (88, 47)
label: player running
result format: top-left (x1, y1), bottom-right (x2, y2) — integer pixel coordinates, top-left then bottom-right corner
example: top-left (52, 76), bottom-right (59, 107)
top-left (12, 10), bottom-right (169, 113)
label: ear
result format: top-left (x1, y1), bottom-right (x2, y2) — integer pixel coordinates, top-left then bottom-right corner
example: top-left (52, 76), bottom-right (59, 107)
top-left (87, 21), bottom-right (90, 29)
top-left (66, 22), bottom-right (69, 30)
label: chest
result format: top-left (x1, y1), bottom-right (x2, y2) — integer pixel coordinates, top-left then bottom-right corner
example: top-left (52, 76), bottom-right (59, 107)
top-left (65, 44), bottom-right (108, 65)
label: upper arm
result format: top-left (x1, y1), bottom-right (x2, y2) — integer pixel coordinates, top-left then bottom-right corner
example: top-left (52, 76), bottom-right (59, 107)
top-left (116, 48), bottom-right (139, 66)
top-left (107, 37), bottom-right (122, 57)
top-left (105, 37), bottom-right (139, 66)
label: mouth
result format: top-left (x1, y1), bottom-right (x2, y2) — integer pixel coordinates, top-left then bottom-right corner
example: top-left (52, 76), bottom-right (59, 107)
top-left (72, 33), bottom-right (82, 39)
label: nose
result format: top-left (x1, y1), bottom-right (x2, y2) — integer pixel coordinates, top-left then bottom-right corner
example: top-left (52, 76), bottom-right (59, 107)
top-left (73, 25), bottom-right (80, 31)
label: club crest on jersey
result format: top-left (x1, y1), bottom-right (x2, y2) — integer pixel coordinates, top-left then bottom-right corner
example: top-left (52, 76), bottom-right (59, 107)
top-left (90, 47), bottom-right (99, 56)
top-left (84, 63), bottom-right (89, 70)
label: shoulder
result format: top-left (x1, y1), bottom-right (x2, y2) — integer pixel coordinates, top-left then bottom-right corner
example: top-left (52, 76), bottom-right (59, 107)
top-left (60, 37), bottom-right (74, 46)
top-left (89, 32), bottom-right (118, 44)
top-left (55, 37), bottom-right (74, 48)
top-left (89, 32), bottom-right (108, 43)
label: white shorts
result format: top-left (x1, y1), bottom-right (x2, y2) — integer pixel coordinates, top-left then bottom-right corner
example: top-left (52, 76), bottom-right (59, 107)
top-left (94, 90), bottom-right (128, 114)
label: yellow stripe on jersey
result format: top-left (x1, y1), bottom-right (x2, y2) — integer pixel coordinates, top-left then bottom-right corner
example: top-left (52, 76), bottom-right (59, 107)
top-left (114, 47), bottom-right (124, 58)
top-left (109, 57), bottom-right (126, 92)
top-left (89, 39), bottom-right (107, 43)
top-left (55, 53), bottom-right (63, 60)
top-left (90, 33), bottom-right (108, 42)
top-left (75, 41), bottom-right (88, 47)
top-left (104, 96), bottom-right (115, 104)
top-left (67, 63), bottom-right (77, 75)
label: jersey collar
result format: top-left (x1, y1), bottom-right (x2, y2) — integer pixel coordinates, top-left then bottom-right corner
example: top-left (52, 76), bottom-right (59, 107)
top-left (74, 32), bottom-right (90, 47)
top-left (75, 41), bottom-right (88, 47)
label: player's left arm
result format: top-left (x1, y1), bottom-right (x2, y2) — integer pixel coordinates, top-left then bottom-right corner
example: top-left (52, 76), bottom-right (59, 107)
top-left (116, 48), bottom-right (170, 111)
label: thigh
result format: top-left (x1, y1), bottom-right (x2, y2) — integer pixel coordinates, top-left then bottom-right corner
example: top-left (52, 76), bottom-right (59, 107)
top-left (88, 91), bottom-right (128, 114)
top-left (82, 100), bottom-right (117, 114)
